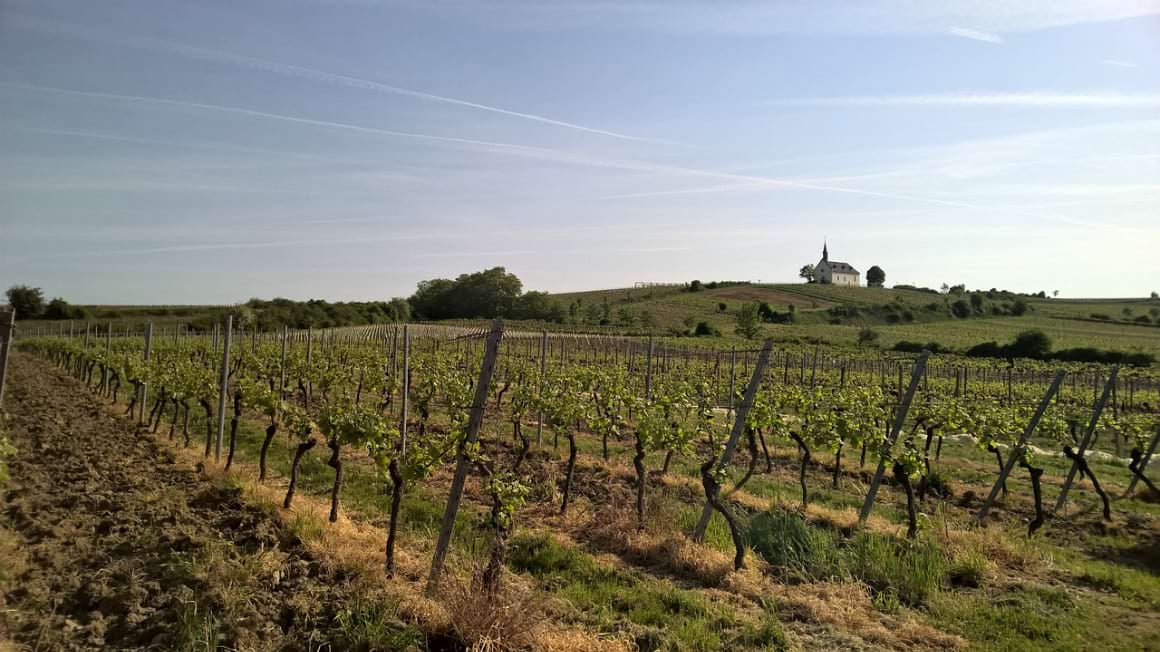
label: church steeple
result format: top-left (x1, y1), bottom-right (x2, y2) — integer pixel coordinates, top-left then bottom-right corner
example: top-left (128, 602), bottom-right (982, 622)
top-left (822, 240), bottom-right (828, 262)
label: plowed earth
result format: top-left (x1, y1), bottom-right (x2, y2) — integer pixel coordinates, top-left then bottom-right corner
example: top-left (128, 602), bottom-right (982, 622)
top-left (0, 353), bottom-right (361, 651)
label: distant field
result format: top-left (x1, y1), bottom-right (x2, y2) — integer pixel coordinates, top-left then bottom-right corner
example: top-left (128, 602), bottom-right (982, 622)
top-left (13, 284), bottom-right (1160, 358)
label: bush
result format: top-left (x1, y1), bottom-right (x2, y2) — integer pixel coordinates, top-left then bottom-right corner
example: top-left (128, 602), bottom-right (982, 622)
top-left (965, 341), bottom-right (1006, 358)
top-left (924, 469), bottom-right (953, 498)
top-left (693, 321), bottom-right (720, 337)
top-left (950, 299), bottom-right (972, 319)
top-left (947, 551), bottom-right (988, 588)
top-left (1008, 330), bottom-right (1052, 359)
top-left (857, 327), bottom-right (880, 347)
top-left (845, 533), bottom-right (945, 607)
top-left (1090, 313), bottom-right (1111, 321)
top-left (892, 341), bottom-right (951, 354)
top-left (750, 509), bottom-right (843, 581)
top-left (1010, 299), bottom-right (1029, 316)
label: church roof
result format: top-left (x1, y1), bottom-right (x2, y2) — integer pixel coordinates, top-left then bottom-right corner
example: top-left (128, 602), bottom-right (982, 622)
top-left (823, 260), bottom-right (859, 274)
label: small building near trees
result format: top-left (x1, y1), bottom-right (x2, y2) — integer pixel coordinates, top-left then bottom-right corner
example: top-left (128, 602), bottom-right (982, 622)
top-left (815, 243), bottom-right (860, 286)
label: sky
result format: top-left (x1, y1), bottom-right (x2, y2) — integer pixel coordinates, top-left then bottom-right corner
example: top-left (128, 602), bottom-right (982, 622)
top-left (1, 0), bottom-right (1159, 304)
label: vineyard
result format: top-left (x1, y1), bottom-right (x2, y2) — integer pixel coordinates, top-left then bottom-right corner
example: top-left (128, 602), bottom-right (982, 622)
top-left (3, 320), bottom-right (1160, 651)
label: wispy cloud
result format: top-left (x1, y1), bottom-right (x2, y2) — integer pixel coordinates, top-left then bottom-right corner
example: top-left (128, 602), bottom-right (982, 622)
top-left (0, 82), bottom-right (575, 157)
top-left (376, 0), bottom-right (1160, 35)
top-left (947, 27), bottom-right (1004, 43)
top-left (2, 82), bottom-right (1129, 232)
top-left (12, 14), bottom-right (664, 144)
top-left (1102, 59), bottom-right (1139, 68)
top-left (763, 93), bottom-right (1160, 108)
top-left (0, 124), bottom-right (425, 180)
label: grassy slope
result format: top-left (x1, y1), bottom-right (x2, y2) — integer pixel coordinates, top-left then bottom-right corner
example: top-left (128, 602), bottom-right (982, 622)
top-left (550, 284), bottom-right (1160, 356)
top-left (19, 286), bottom-right (1160, 357)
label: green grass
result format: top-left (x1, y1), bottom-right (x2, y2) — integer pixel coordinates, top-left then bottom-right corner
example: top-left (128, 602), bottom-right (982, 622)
top-left (748, 508), bottom-right (844, 581)
top-left (508, 532), bottom-right (777, 651)
top-left (332, 598), bottom-right (427, 651)
top-left (929, 582), bottom-right (1160, 651)
top-left (748, 508), bottom-right (947, 607)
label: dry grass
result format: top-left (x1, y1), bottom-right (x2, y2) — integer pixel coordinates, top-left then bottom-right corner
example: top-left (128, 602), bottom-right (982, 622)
top-left (442, 570), bottom-right (540, 652)
top-left (772, 581), bottom-right (966, 651)
top-left (155, 432), bottom-right (628, 651)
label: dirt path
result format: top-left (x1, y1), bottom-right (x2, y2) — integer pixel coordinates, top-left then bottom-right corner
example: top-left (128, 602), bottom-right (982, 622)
top-left (0, 353), bottom-right (366, 651)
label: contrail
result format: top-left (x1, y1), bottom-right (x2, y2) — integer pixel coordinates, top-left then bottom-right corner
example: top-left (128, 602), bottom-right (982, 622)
top-left (0, 124), bottom-right (430, 179)
top-left (0, 82), bottom-right (572, 157)
top-left (4, 82), bottom-right (1140, 233)
top-left (12, 14), bottom-right (665, 144)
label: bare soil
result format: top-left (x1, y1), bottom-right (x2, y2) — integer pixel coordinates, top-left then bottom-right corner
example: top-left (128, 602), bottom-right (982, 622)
top-left (0, 353), bottom-right (369, 651)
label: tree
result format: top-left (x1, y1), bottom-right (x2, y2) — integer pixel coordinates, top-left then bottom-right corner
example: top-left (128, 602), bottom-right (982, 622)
top-left (408, 267), bottom-right (523, 320)
top-left (940, 283), bottom-right (950, 294)
top-left (734, 302), bottom-right (762, 339)
top-left (866, 266), bottom-right (885, 288)
top-left (5, 285), bottom-right (45, 319)
top-left (688, 279), bottom-right (704, 292)
top-left (511, 291), bottom-right (565, 322)
top-left (42, 297), bottom-right (86, 320)
top-left (969, 293), bottom-right (985, 313)
top-left (856, 327), bottom-right (880, 347)
top-left (615, 307), bottom-right (636, 326)
top-left (1009, 330), bottom-right (1052, 360)
top-left (1052, 290), bottom-right (1059, 298)
top-left (693, 321), bottom-right (719, 337)
top-left (1152, 291), bottom-right (1159, 300)
top-left (799, 264), bottom-right (815, 283)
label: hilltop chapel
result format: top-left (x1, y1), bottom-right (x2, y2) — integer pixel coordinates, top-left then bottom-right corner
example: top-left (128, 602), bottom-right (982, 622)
top-left (815, 243), bottom-right (860, 286)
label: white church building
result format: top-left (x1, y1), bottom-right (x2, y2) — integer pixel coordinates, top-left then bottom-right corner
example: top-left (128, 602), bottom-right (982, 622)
top-left (815, 243), bottom-right (860, 286)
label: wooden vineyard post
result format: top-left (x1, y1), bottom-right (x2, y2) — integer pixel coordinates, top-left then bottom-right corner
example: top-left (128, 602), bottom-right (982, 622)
top-left (278, 326), bottom-right (288, 408)
top-left (1054, 367), bottom-right (1119, 514)
top-left (305, 328), bottom-right (314, 407)
top-left (139, 323), bottom-right (153, 424)
top-left (427, 319), bottom-right (504, 596)
top-left (0, 309), bottom-right (14, 409)
top-left (693, 340), bottom-right (773, 542)
top-left (1125, 425), bottom-right (1160, 496)
top-left (390, 325), bottom-right (399, 377)
top-left (809, 343), bottom-right (819, 388)
top-left (644, 337), bottom-right (655, 399)
top-left (859, 352), bottom-right (929, 524)
top-left (536, 331), bottom-right (547, 446)
top-left (102, 323), bottom-right (112, 391)
top-left (399, 325), bottom-right (410, 456)
top-left (977, 371), bottom-right (1067, 522)
top-left (726, 346), bottom-right (737, 423)
top-left (214, 315), bottom-right (233, 463)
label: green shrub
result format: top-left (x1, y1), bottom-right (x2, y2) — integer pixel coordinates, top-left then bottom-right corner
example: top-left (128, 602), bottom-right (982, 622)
top-left (924, 469), bottom-right (953, 497)
top-left (750, 508), bottom-right (843, 581)
top-left (947, 551), bottom-right (988, 588)
top-left (845, 533), bottom-right (945, 607)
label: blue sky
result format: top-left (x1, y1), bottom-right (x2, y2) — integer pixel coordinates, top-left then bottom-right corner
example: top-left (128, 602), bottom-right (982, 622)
top-left (1, 0), bottom-right (1158, 303)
